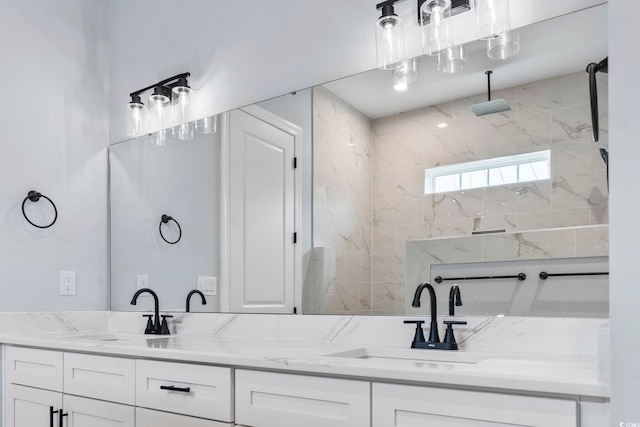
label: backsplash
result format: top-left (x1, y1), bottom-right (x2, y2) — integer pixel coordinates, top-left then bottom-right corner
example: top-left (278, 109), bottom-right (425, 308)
top-left (312, 70), bottom-right (609, 315)
top-left (108, 311), bottom-right (606, 357)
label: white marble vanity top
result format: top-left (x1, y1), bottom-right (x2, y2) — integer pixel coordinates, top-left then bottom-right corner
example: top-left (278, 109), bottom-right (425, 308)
top-left (0, 330), bottom-right (608, 398)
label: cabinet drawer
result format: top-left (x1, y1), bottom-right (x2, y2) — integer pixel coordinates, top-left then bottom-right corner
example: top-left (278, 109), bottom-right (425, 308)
top-left (136, 407), bottom-right (232, 427)
top-left (136, 359), bottom-right (233, 422)
top-left (63, 394), bottom-right (135, 427)
top-left (5, 346), bottom-right (63, 391)
top-left (64, 353), bottom-right (135, 405)
top-left (372, 383), bottom-right (577, 427)
top-left (235, 370), bottom-right (370, 427)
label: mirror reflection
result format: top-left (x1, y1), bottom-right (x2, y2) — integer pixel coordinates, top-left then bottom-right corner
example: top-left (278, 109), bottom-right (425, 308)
top-left (110, 5), bottom-right (609, 317)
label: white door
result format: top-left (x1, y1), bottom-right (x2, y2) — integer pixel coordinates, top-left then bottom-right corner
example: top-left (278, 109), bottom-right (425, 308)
top-left (229, 108), bottom-right (297, 313)
top-left (62, 395), bottom-right (134, 427)
top-left (5, 384), bottom-right (62, 427)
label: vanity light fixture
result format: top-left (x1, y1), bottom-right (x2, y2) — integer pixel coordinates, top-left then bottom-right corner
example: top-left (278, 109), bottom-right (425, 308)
top-left (127, 72), bottom-right (192, 144)
top-left (474, 0), bottom-right (519, 60)
top-left (437, 44), bottom-right (466, 73)
top-left (392, 58), bottom-right (419, 91)
top-left (375, 0), bottom-right (406, 70)
top-left (420, 0), bottom-right (454, 55)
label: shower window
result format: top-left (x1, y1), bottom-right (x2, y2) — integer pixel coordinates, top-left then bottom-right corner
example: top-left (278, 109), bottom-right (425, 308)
top-left (425, 150), bottom-right (550, 194)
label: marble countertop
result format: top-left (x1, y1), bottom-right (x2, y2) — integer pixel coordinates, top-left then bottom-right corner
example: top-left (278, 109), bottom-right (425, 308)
top-left (0, 331), bottom-right (608, 398)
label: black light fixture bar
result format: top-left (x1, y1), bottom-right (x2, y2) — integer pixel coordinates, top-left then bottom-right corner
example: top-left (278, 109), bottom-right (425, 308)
top-left (539, 271), bottom-right (609, 280)
top-left (434, 273), bottom-right (526, 283)
top-left (129, 72), bottom-right (191, 99)
top-left (417, 0), bottom-right (470, 25)
top-left (376, 0), bottom-right (406, 13)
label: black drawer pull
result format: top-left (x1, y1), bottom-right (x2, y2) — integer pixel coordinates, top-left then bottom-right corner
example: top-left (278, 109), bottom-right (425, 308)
top-left (160, 385), bottom-right (191, 393)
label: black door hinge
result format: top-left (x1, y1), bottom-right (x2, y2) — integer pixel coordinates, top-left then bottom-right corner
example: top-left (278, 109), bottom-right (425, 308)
top-left (293, 157), bottom-right (298, 169)
top-left (293, 232), bottom-right (297, 244)
top-left (293, 307), bottom-right (298, 314)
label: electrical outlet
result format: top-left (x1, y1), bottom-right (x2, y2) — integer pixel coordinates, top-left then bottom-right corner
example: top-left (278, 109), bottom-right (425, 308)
top-left (136, 274), bottom-right (149, 290)
top-left (60, 271), bottom-right (76, 296)
top-left (197, 276), bottom-right (217, 296)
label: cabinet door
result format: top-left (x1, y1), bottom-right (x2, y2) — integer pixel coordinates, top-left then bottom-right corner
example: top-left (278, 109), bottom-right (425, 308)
top-left (136, 407), bottom-right (232, 427)
top-left (373, 383), bottom-right (577, 427)
top-left (235, 369), bottom-right (370, 427)
top-left (136, 360), bottom-right (233, 422)
top-left (5, 346), bottom-right (63, 391)
top-left (64, 353), bottom-right (135, 405)
top-left (62, 395), bottom-right (134, 427)
top-left (6, 384), bottom-right (62, 427)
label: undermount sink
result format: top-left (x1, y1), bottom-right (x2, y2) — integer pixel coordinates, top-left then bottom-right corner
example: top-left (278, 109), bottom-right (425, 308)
top-left (324, 348), bottom-right (488, 365)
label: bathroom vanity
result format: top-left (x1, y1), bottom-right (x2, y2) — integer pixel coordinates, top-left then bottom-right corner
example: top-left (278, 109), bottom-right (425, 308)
top-left (0, 313), bottom-right (610, 427)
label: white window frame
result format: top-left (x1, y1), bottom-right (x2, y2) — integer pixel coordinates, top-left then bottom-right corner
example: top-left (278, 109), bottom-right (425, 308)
top-left (424, 150), bottom-right (551, 194)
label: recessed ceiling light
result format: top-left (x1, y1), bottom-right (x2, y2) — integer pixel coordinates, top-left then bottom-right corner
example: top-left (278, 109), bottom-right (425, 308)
top-left (437, 122), bottom-right (449, 128)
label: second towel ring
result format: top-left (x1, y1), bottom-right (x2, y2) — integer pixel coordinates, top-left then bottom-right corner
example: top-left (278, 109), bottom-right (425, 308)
top-left (21, 191), bottom-right (58, 229)
top-left (159, 214), bottom-right (182, 244)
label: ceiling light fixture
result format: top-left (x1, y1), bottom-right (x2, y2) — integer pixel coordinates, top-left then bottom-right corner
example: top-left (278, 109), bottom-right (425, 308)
top-left (127, 73), bottom-right (192, 144)
top-left (375, 0), bottom-right (406, 70)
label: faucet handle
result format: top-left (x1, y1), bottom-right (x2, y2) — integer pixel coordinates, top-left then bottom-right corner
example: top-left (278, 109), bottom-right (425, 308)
top-left (160, 315), bottom-right (173, 335)
top-left (142, 315), bottom-right (154, 334)
top-left (442, 321), bottom-right (467, 349)
top-left (403, 320), bottom-right (426, 346)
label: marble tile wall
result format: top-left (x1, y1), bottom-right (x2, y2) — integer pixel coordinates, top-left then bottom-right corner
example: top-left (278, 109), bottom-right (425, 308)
top-left (406, 225), bottom-right (609, 317)
top-left (371, 70), bottom-right (609, 314)
top-left (312, 86), bottom-right (373, 314)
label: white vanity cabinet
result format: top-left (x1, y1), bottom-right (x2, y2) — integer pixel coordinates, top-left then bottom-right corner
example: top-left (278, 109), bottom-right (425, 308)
top-left (3, 346), bottom-right (234, 427)
top-left (372, 383), bottom-right (578, 427)
top-left (4, 347), bottom-right (135, 427)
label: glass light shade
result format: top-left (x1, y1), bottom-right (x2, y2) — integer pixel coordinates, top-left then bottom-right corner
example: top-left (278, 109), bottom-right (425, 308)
top-left (421, 0), bottom-right (453, 56)
top-left (171, 86), bottom-right (194, 140)
top-left (376, 13), bottom-right (405, 70)
top-left (437, 45), bottom-right (466, 73)
top-left (196, 115), bottom-right (217, 134)
top-left (126, 102), bottom-right (145, 138)
top-left (475, 0), bottom-right (511, 39)
top-left (149, 93), bottom-right (170, 146)
top-left (487, 29), bottom-right (520, 60)
top-left (393, 58), bottom-right (419, 91)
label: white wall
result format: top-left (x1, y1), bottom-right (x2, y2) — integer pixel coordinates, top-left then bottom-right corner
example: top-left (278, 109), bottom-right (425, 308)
top-left (609, 0), bottom-right (640, 422)
top-left (109, 131), bottom-right (220, 312)
top-left (0, 0), bottom-right (109, 311)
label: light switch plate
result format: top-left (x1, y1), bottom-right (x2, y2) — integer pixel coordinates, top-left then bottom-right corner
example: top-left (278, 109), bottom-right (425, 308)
top-left (60, 271), bottom-right (76, 296)
top-left (197, 276), bottom-right (217, 296)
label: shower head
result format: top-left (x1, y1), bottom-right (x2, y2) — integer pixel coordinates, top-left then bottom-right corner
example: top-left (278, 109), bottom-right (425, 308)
top-left (469, 71), bottom-right (511, 116)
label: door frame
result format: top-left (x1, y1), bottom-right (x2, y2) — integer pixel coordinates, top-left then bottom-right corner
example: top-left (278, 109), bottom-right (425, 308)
top-left (219, 105), bottom-right (302, 313)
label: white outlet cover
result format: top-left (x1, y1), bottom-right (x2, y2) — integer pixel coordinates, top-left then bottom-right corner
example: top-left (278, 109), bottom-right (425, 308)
top-left (60, 271), bottom-right (76, 296)
top-left (136, 274), bottom-right (149, 289)
top-left (197, 276), bottom-right (217, 296)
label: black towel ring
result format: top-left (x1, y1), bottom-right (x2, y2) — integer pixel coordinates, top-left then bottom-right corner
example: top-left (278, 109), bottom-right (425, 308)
top-left (21, 191), bottom-right (58, 229)
top-left (159, 214), bottom-right (182, 244)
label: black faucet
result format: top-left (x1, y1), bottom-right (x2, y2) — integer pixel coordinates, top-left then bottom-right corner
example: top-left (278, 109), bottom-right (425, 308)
top-left (130, 288), bottom-right (170, 335)
top-left (449, 285), bottom-right (462, 316)
top-left (404, 282), bottom-right (467, 350)
top-left (186, 289), bottom-right (207, 312)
